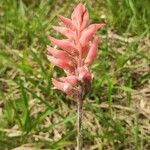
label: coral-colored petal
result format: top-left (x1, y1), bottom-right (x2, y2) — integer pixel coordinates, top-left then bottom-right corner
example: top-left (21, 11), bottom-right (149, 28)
top-left (81, 9), bottom-right (89, 30)
top-left (80, 23), bottom-right (105, 46)
top-left (52, 79), bottom-right (73, 95)
top-left (49, 36), bottom-right (76, 54)
top-left (58, 16), bottom-right (75, 31)
top-left (60, 75), bottom-right (78, 86)
top-left (85, 37), bottom-right (99, 65)
top-left (71, 3), bottom-right (88, 30)
top-left (81, 44), bottom-right (90, 56)
top-left (78, 66), bottom-right (92, 82)
top-left (52, 26), bottom-right (74, 39)
top-left (47, 46), bottom-right (73, 63)
top-left (47, 56), bottom-right (74, 72)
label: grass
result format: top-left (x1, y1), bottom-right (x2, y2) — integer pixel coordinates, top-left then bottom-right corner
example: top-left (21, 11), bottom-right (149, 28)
top-left (0, 0), bottom-right (150, 149)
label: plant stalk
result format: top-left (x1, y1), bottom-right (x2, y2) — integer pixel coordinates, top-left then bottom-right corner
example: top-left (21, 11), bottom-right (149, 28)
top-left (77, 98), bottom-right (83, 150)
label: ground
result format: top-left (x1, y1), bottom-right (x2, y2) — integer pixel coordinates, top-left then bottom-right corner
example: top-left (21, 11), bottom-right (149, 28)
top-left (0, 0), bottom-right (150, 149)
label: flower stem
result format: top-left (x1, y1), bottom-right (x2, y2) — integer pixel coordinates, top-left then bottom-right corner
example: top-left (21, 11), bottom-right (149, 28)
top-left (77, 98), bottom-right (83, 150)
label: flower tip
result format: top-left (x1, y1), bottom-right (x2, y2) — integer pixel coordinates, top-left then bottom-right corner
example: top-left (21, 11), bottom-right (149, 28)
top-left (46, 45), bottom-right (49, 49)
top-left (77, 3), bottom-right (84, 7)
top-left (51, 25), bottom-right (56, 29)
top-left (57, 15), bottom-right (63, 20)
top-left (75, 2), bottom-right (86, 10)
top-left (98, 23), bottom-right (106, 29)
top-left (48, 36), bottom-right (53, 41)
top-left (57, 15), bottom-right (68, 23)
top-left (47, 55), bottom-right (53, 62)
top-left (52, 78), bottom-right (57, 85)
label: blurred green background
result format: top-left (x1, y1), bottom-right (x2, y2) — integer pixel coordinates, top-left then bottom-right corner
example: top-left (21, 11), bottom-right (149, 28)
top-left (0, 0), bottom-right (150, 149)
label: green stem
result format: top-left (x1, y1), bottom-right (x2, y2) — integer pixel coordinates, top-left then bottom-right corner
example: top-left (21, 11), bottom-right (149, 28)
top-left (77, 99), bottom-right (83, 150)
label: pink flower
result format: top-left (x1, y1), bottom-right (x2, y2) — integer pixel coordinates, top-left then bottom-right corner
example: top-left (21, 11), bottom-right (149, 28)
top-left (47, 3), bottom-right (105, 98)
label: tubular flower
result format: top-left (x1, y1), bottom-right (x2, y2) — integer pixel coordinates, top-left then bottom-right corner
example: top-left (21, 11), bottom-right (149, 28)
top-left (47, 3), bottom-right (105, 99)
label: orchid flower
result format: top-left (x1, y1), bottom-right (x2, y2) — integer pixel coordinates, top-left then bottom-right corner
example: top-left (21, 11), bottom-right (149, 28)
top-left (47, 3), bottom-right (105, 150)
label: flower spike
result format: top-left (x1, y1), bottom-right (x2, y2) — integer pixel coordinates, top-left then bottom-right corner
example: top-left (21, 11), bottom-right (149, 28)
top-left (47, 3), bottom-right (105, 97)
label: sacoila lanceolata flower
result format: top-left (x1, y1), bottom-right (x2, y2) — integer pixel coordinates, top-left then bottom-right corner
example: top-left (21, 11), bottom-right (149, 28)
top-left (47, 3), bottom-right (105, 100)
top-left (47, 3), bottom-right (105, 149)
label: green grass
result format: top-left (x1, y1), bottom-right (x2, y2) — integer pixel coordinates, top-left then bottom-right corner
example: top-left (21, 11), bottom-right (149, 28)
top-left (0, 0), bottom-right (150, 149)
